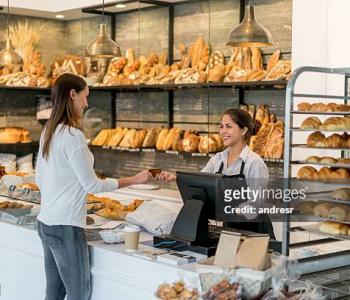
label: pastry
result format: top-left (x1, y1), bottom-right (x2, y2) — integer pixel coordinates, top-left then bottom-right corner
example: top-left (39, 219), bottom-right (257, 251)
top-left (17, 183), bottom-right (39, 191)
top-left (247, 69), bottom-right (266, 81)
top-left (319, 157), bottom-right (337, 164)
top-left (86, 216), bottom-right (94, 225)
top-left (207, 51), bottom-right (225, 70)
top-left (0, 127), bottom-right (31, 144)
top-left (313, 203), bottom-right (333, 218)
top-left (265, 60), bottom-right (291, 80)
top-left (328, 205), bottom-right (349, 222)
top-left (310, 103), bottom-right (330, 112)
top-left (300, 117), bottom-right (321, 129)
top-left (297, 166), bottom-right (318, 180)
top-left (129, 129), bottom-right (147, 148)
top-left (294, 201), bottom-right (316, 215)
top-left (320, 117), bottom-right (350, 131)
top-left (298, 102), bottom-right (311, 111)
top-left (306, 132), bottom-right (325, 147)
top-left (306, 156), bottom-right (320, 163)
top-left (319, 221), bottom-right (349, 235)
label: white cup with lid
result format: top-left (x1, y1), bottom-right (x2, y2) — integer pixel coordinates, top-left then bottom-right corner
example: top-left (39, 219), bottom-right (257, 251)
top-left (124, 224), bottom-right (141, 252)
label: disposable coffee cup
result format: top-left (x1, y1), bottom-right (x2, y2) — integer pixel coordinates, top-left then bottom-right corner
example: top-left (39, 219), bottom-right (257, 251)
top-left (124, 225), bottom-right (141, 252)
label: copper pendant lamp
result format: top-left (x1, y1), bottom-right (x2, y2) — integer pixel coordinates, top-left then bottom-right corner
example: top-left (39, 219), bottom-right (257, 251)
top-left (86, 0), bottom-right (121, 57)
top-left (0, 0), bottom-right (23, 66)
top-left (226, 0), bottom-right (273, 47)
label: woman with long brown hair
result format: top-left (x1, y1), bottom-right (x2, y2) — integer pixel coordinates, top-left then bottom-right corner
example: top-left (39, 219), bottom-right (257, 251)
top-left (35, 73), bottom-right (152, 300)
top-left (157, 108), bottom-right (274, 237)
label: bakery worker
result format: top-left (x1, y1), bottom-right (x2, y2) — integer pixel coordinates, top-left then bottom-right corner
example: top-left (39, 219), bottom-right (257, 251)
top-left (35, 73), bottom-right (152, 300)
top-left (157, 108), bottom-right (275, 238)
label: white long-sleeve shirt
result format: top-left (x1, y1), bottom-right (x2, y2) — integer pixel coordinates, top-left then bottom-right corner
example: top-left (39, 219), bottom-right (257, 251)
top-left (36, 124), bottom-right (118, 228)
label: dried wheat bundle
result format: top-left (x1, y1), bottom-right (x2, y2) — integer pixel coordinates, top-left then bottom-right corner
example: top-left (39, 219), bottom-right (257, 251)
top-left (9, 21), bottom-right (41, 67)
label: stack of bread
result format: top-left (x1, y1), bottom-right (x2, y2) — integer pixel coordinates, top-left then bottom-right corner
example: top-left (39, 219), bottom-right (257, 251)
top-left (298, 102), bottom-right (350, 112)
top-left (91, 127), bottom-right (225, 154)
top-left (0, 127), bottom-right (31, 144)
top-left (307, 132), bottom-right (350, 148)
top-left (98, 37), bottom-right (289, 86)
top-left (305, 156), bottom-right (350, 165)
top-left (246, 104), bottom-right (284, 159)
top-left (301, 116), bottom-right (350, 131)
top-left (297, 166), bottom-right (349, 181)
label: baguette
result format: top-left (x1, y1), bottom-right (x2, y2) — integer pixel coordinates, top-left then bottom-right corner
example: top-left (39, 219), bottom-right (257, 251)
top-left (156, 129), bottom-right (169, 150)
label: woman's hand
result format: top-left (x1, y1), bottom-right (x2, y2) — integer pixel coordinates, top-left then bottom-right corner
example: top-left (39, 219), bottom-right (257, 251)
top-left (156, 171), bottom-right (176, 182)
top-left (133, 170), bottom-right (153, 184)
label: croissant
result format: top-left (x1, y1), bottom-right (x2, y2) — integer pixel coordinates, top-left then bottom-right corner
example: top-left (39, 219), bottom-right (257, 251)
top-left (320, 117), bottom-right (350, 131)
top-left (301, 117), bottom-right (321, 129)
top-left (297, 166), bottom-right (318, 180)
top-left (318, 167), bottom-right (332, 180)
top-left (307, 132), bottom-right (326, 147)
top-left (298, 102), bottom-right (311, 111)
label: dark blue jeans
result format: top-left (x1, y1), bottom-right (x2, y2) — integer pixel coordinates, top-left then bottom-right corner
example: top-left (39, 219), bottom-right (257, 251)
top-left (37, 221), bottom-right (91, 300)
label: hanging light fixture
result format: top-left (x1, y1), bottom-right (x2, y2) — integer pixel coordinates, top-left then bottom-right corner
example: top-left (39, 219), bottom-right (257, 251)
top-left (86, 0), bottom-right (121, 57)
top-left (0, 0), bottom-right (22, 66)
top-left (226, 0), bottom-right (273, 47)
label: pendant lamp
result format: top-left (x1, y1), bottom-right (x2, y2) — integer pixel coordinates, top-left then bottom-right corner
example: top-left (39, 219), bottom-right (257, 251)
top-left (226, 0), bottom-right (273, 47)
top-left (0, 0), bottom-right (22, 66)
top-left (86, 0), bottom-right (121, 57)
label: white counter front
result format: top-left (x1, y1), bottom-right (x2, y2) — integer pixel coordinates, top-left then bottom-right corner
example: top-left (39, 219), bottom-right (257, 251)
top-left (0, 188), bottom-right (204, 300)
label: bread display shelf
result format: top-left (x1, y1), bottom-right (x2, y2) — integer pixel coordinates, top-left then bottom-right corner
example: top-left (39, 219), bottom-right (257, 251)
top-left (90, 145), bottom-right (283, 162)
top-left (293, 177), bottom-right (350, 185)
top-left (292, 161), bottom-right (350, 168)
top-left (291, 111), bottom-right (350, 116)
top-left (296, 224), bottom-right (350, 241)
top-left (293, 144), bottom-right (350, 150)
top-left (291, 128), bottom-right (350, 133)
top-left (291, 215), bottom-right (350, 225)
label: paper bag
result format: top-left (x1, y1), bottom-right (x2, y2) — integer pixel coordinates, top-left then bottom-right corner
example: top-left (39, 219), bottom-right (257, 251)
top-left (213, 231), bottom-right (241, 268)
top-left (233, 236), bottom-right (269, 271)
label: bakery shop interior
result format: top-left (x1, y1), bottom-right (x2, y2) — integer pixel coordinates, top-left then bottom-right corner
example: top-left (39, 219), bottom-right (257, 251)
top-left (0, 0), bottom-right (349, 299)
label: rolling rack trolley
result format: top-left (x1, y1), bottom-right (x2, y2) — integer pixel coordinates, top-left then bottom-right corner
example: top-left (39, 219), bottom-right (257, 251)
top-left (283, 67), bottom-right (350, 299)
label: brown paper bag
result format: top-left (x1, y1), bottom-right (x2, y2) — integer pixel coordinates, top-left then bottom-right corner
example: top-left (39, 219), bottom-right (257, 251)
top-left (213, 231), bottom-right (241, 268)
top-left (233, 236), bottom-right (269, 271)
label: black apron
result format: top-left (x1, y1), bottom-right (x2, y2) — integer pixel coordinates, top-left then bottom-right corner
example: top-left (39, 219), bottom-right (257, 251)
top-left (216, 161), bottom-right (275, 239)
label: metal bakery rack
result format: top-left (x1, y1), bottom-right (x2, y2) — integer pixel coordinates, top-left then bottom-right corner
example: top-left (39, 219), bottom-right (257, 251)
top-left (283, 66), bottom-right (350, 299)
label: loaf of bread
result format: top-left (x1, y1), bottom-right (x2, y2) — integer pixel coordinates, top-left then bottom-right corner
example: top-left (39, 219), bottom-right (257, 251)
top-left (119, 129), bottom-right (137, 148)
top-left (156, 129), bottom-right (169, 150)
top-left (318, 167), bottom-right (332, 180)
top-left (313, 203), bottom-right (333, 218)
top-left (301, 117), bottom-right (321, 129)
top-left (337, 158), bottom-right (350, 164)
top-left (331, 188), bottom-right (350, 201)
top-left (266, 50), bottom-right (280, 73)
top-left (107, 128), bottom-right (127, 147)
top-left (182, 134), bottom-right (200, 152)
top-left (306, 132), bottom-right (326, 147)
top-left (251, 47), bottom-right (263, 71)
top-left (142, 128), bottom-right (160, 148)
top-left (17, 183), bottom-right (39, 191)
top-left (129, 129), bottom-right (146, 148)
top-left (264, 121), bottom-right (284, 159)
top-left (328, 205), bottom-right (349, 222)
top-left (211, 134), bottom-right (224, 151)
top-left (0, 127), bottom-right (31, 144)
top-left (297, 166), bottom-right (318, 180)
top-left (198, 135), bottom-right (217, 153)
top-left (307, 132), bottom-right (349, 148)
top-left (91, 129), bottom-right (113, 146)
top-left (163, 128), bottom-right (181, 151)
top-left (319, 221), bottom-right (349, 235)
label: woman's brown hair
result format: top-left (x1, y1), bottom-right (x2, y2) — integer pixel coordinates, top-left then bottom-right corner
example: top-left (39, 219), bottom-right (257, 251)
top-left (221, 108), bottom-right (259, 143)
top-left (42, 73), bottom-right (87, 159)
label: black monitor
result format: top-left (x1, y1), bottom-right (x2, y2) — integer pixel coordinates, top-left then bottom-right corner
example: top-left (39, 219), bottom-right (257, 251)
top-left (170, 171), bottom-right (223, 247)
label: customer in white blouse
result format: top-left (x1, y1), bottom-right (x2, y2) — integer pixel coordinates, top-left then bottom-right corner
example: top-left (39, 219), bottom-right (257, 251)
top-left (157, 108), bottom-right (274, 237)
top-left (35, 73), bottom-right (152, 300)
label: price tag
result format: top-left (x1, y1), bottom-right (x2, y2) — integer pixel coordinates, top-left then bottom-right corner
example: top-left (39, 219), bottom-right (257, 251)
top-left (21, 188), bottom-right (31, 199)
top-left (142, 148), bottom-right (155, 153)
top-left (8, 185), bottom-right (16, 192)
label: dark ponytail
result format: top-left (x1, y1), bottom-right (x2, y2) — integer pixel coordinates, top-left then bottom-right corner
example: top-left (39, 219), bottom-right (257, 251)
top-left (221, 108), bottom-right (258, 143)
